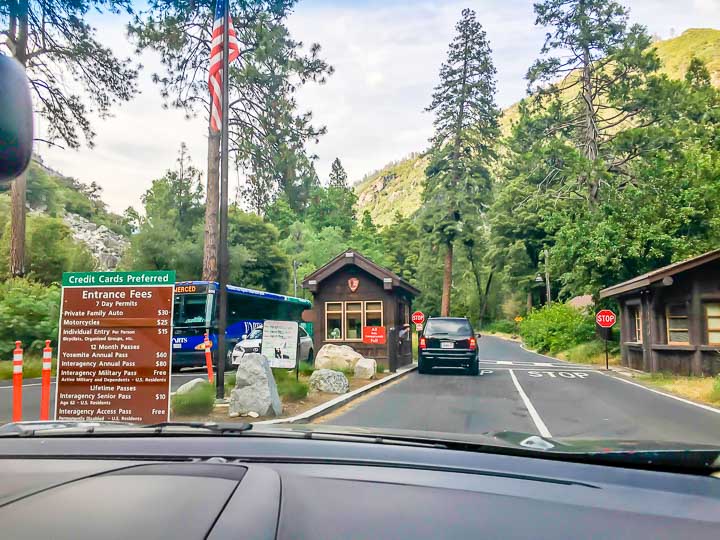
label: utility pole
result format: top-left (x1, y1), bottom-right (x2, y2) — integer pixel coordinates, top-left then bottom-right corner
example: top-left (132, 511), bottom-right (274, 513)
top-left (544, 248), bottom-right (551, 306)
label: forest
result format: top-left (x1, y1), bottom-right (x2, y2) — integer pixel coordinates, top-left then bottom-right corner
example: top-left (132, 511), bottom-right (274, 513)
top-left (2, 0), bottom-right (720, 359)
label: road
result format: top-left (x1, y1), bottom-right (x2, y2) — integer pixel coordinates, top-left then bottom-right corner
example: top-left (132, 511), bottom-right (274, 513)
top-left (324, 336), bottom-right (720, 445)
top-left (0, 369), bottom-right (212, 423)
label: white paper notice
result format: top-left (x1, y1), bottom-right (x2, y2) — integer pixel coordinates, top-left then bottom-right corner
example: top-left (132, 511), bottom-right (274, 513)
top-left (261, 320), bottom-right (299, 368)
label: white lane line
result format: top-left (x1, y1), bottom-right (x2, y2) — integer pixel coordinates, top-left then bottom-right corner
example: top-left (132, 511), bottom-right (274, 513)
top-left (533, 362), bottom-right (554, 367)
top-left (602, 373), bottom-right (720, 415)
top-left (496, 361), bottom-right (514, 365)
top-left (508, 369), bottom-right (552, 437)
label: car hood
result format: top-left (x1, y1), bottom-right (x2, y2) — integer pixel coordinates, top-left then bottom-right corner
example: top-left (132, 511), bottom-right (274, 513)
top-left (260, 423), bottom-right (720, 457)
top-left (237, 339), bottom-right (261, 349)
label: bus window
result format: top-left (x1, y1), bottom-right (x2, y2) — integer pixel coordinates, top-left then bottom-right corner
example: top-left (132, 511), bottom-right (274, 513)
top-left (174, 294), bottom-right (209, 327)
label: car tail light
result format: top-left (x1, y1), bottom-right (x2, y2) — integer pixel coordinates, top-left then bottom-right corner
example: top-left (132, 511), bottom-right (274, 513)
top-left (419, 337), bottom-right (427, 350)
top-left (469, 336), bottom-right (477, 350)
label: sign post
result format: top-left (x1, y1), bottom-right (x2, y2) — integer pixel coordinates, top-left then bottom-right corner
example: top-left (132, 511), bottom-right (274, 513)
top-left (55, 271), bottom-right (175, 424)
top-left (595, 309), bottom-right (617, 371)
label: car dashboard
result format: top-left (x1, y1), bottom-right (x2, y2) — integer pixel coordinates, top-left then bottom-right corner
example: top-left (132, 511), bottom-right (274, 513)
top-left (0, 435), bottom-right (719, 539)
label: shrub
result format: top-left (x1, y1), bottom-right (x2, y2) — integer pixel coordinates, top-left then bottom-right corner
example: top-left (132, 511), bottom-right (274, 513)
top-left (519, 303), bottom-right (595, 354)
top-left (298, 362), bottom-right (314, 377)
top-left (376, 363), bottom-right (386, 374)
top-left (277, 378), bottom-right (309, 401)
top-left (0, 279), bottom-right (61, 357)
top-left (171, 382), bottom-right (215, 416)
top-left (339, 367), bottom-right (354, 379)
top-left (483, 320), bottom-right (516, 334)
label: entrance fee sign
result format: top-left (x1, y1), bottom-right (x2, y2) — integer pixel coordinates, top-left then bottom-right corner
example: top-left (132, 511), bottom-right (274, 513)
top-left (55, 271), bottom-right (175, 424)
top-left (362, 326), bottom-right (387, 345)
top-left (261, 320), bottom-right (299, 369)
top-left (596, 309), bottom-right (617, 328)
top-left (411, 311), bottom-right (425, 325)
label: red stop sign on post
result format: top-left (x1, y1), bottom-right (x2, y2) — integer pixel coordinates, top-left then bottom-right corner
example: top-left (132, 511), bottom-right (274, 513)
top-left (411, 311), bottom-right (425, 325)
top-left (596, 309), bottom-right (617, 328)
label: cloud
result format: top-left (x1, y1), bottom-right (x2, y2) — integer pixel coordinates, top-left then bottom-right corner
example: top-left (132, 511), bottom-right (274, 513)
top-left (33, 0), bottom-right (720, 212)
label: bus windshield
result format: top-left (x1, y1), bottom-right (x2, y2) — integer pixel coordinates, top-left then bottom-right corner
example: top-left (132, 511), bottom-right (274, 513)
top-left (174, 293), bottom-right (209, 327)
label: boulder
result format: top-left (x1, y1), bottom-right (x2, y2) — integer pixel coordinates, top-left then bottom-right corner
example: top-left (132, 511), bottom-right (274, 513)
top-left (309, 369), bottom-right (349, 394)
top-left (354, 357), bottom-right (376, 379)
top-left (315, 344), bottom-right (364, 371)
top-left (229, 353), bottom-right (282, 417)
top-left (175, 377), bottom-right (207, 395)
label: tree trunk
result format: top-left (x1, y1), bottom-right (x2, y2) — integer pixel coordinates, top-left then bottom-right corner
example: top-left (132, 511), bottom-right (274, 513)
top-left (440, 241), bottom-right (453, 316)
top-left (9, 171), bottom-right (27, 277)
top-left (9, 0), bottom-right (29, 278)
top-left (202, 129), bottom-right (221, 281)
top-left (527, 290), bottom-right (533, 312)
top-left (580, 9), bottom-right (599, 204)
top-left (478, 270), bottom-right (494, 327)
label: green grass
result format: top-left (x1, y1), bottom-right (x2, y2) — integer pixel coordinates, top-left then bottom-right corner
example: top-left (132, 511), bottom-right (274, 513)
top-left (171, 382), bottom-right (216, 416)
top-left (376, 363), bottom-right (386, 374)
top-left (338, 367), bottom-right (355, 379)
top-left (712, 377), bottom-right (720, 402)
top-left (0, 356), bottom-right (56, 380)
top-left (559, 340), bottom-right (620, 365)
top-left (483, 320), bottom-right (517, 335)
top-left (298, 361), bottom-right (315, 377)
top-left (635, 372), bottom-right (720, 407)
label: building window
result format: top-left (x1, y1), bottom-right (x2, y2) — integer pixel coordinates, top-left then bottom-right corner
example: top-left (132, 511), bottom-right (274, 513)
top-left (345, 302), bottom-right (363, 341)
top-left (629, 306), bottom-right (642, 343)
top-left (326, 302), bottom-right (343, 340)
top-left (706, 303), bottom-right (720, 345)
top-left (666, 304), bottom-right (689, 345)
top-left (365, 301), bottom-right (383, 327)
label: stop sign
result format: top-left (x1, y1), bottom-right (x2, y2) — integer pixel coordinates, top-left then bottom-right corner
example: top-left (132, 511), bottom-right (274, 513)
top-left (411, 311), bottom-right (425, 325)
top-left (596, 309), bottom-right (617, 328)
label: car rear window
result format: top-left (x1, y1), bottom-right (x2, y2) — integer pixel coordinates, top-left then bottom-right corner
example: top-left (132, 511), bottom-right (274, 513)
top-left (424, 319), bottom-right (473, 337)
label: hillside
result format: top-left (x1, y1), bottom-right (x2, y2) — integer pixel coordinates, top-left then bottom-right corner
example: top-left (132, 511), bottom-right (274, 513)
top-left (355, 28), bottom-right (720, 226)
top-left (0, 158), bottom-right (130, 271)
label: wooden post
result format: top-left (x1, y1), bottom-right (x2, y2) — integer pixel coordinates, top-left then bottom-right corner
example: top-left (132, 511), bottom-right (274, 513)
top-left (641, 291), bottom-right (653, 372)
top-left (690, 280), bottom-right (703, 376)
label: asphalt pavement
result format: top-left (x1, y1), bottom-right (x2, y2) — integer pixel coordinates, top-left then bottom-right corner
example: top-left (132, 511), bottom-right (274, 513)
top-left (323, 336), bottom-right (720, 445)
top-left (0, 369), bottom-right (211, 423)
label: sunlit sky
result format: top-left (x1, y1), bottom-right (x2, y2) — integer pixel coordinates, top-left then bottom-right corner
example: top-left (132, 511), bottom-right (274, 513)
top-left (32, 0), bottom-right (720, 213)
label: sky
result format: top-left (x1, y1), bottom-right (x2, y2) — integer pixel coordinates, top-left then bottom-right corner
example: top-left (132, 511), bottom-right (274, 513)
top-left (32, 0), bottom-right (720, 213)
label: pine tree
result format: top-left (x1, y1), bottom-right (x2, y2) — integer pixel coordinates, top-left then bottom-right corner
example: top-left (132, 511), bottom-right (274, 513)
top-left (1, 0), bottom-right (139, 276)
top-left (421, 8), bottom-right (500, 316)
top-left (526, 0), bottom-right (659, 203)
top-left (328, 158), bottom-right (348, 188)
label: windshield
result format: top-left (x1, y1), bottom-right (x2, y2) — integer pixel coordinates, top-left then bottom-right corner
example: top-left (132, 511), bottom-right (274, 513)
top-left (424, 319), bottom-right (473, 337)
top-left (3, 0), bottom-right (720, 467)
top-left (173, 294), bottom-right (209, 327)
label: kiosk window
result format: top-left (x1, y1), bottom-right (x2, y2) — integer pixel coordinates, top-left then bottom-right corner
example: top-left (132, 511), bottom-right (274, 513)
top-left (326, 303), bottom-right (343, 340)
top-left (365, 301), bottom-right (383, 327)
top-left (345, 302), bottom-right (363, 340)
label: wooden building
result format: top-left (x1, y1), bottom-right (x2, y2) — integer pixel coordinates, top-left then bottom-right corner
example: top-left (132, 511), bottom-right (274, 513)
top-left (302, 250), bottom-right (420, 371)
top-left (600, 250), bottom-right (720, 376)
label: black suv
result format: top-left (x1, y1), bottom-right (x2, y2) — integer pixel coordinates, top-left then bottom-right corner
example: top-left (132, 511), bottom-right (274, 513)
top-left (418, 317), bottom-right (479, 375)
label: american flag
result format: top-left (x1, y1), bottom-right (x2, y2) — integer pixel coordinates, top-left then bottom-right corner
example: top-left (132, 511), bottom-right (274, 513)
top-left (208, 0), bottom-right (240, 132)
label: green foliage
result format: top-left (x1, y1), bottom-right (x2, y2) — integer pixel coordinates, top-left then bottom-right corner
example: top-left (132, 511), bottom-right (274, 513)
top-left (712, 377), bottom-right (720, 402)
top-left (0, 279), bottom-right (61, 357)
top-left (277, 378), bottom-right (309, 401)
top-left (483, 320), bottom-right (516, 334)
top-left (519, 304), bottom-right (595, 354)
top-left (306, 184), bottom-right (358, 235)
top-left (0, 357), bottom-right (56, 380)
top-left (171, 382), bottom-right (216, 416)
top-left (328, 158), bottom-right (349, 188)
top-left (3, 1), bottom-right (139, 149)
top-left (298, 362), bottom-right (315, 377)
top-left (376, 363), bottom-right (386, 374)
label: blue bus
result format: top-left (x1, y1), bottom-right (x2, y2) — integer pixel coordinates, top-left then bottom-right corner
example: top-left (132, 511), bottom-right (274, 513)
top-left (171, 281), bottom-right (312, 370)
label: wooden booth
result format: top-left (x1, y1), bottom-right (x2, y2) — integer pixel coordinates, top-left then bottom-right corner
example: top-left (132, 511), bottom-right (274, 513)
top-left (600, 249), bottom-right (720, 376)
top-left (302, 250), bottom-right (420, 371)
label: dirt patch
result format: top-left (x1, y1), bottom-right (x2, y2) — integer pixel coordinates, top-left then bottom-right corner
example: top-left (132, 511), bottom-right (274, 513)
top-left (173, 372), bottom-right (391, 424)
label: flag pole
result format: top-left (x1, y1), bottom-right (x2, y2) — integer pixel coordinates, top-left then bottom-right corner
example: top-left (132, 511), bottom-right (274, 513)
top-left (216, 0), bottom-right (230, 399)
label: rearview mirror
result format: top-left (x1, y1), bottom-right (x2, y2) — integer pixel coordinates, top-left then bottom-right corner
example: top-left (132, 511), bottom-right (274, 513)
top-left (241, 334), bottom-right (247, 340)
top-left (0, 56), bottom-right (34, 183)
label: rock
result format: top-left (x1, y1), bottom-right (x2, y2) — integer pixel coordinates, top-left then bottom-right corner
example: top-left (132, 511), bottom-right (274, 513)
top-left (315, 344), bottom-right (364, 371)
top-left (229, 353), bottom-right (282, 417)
top-left (62, 212), bottom-right (130, 271)
top-left (175, 377), bottom-right (207, 395)
top-left (228, 412), bottom-right (240, 418)
top-left (309, 369), bottom-right (349, 394)
top-left (247, 411), bottom-right (259, 418)
top-left (354, 357), bottom-right (376, 379)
